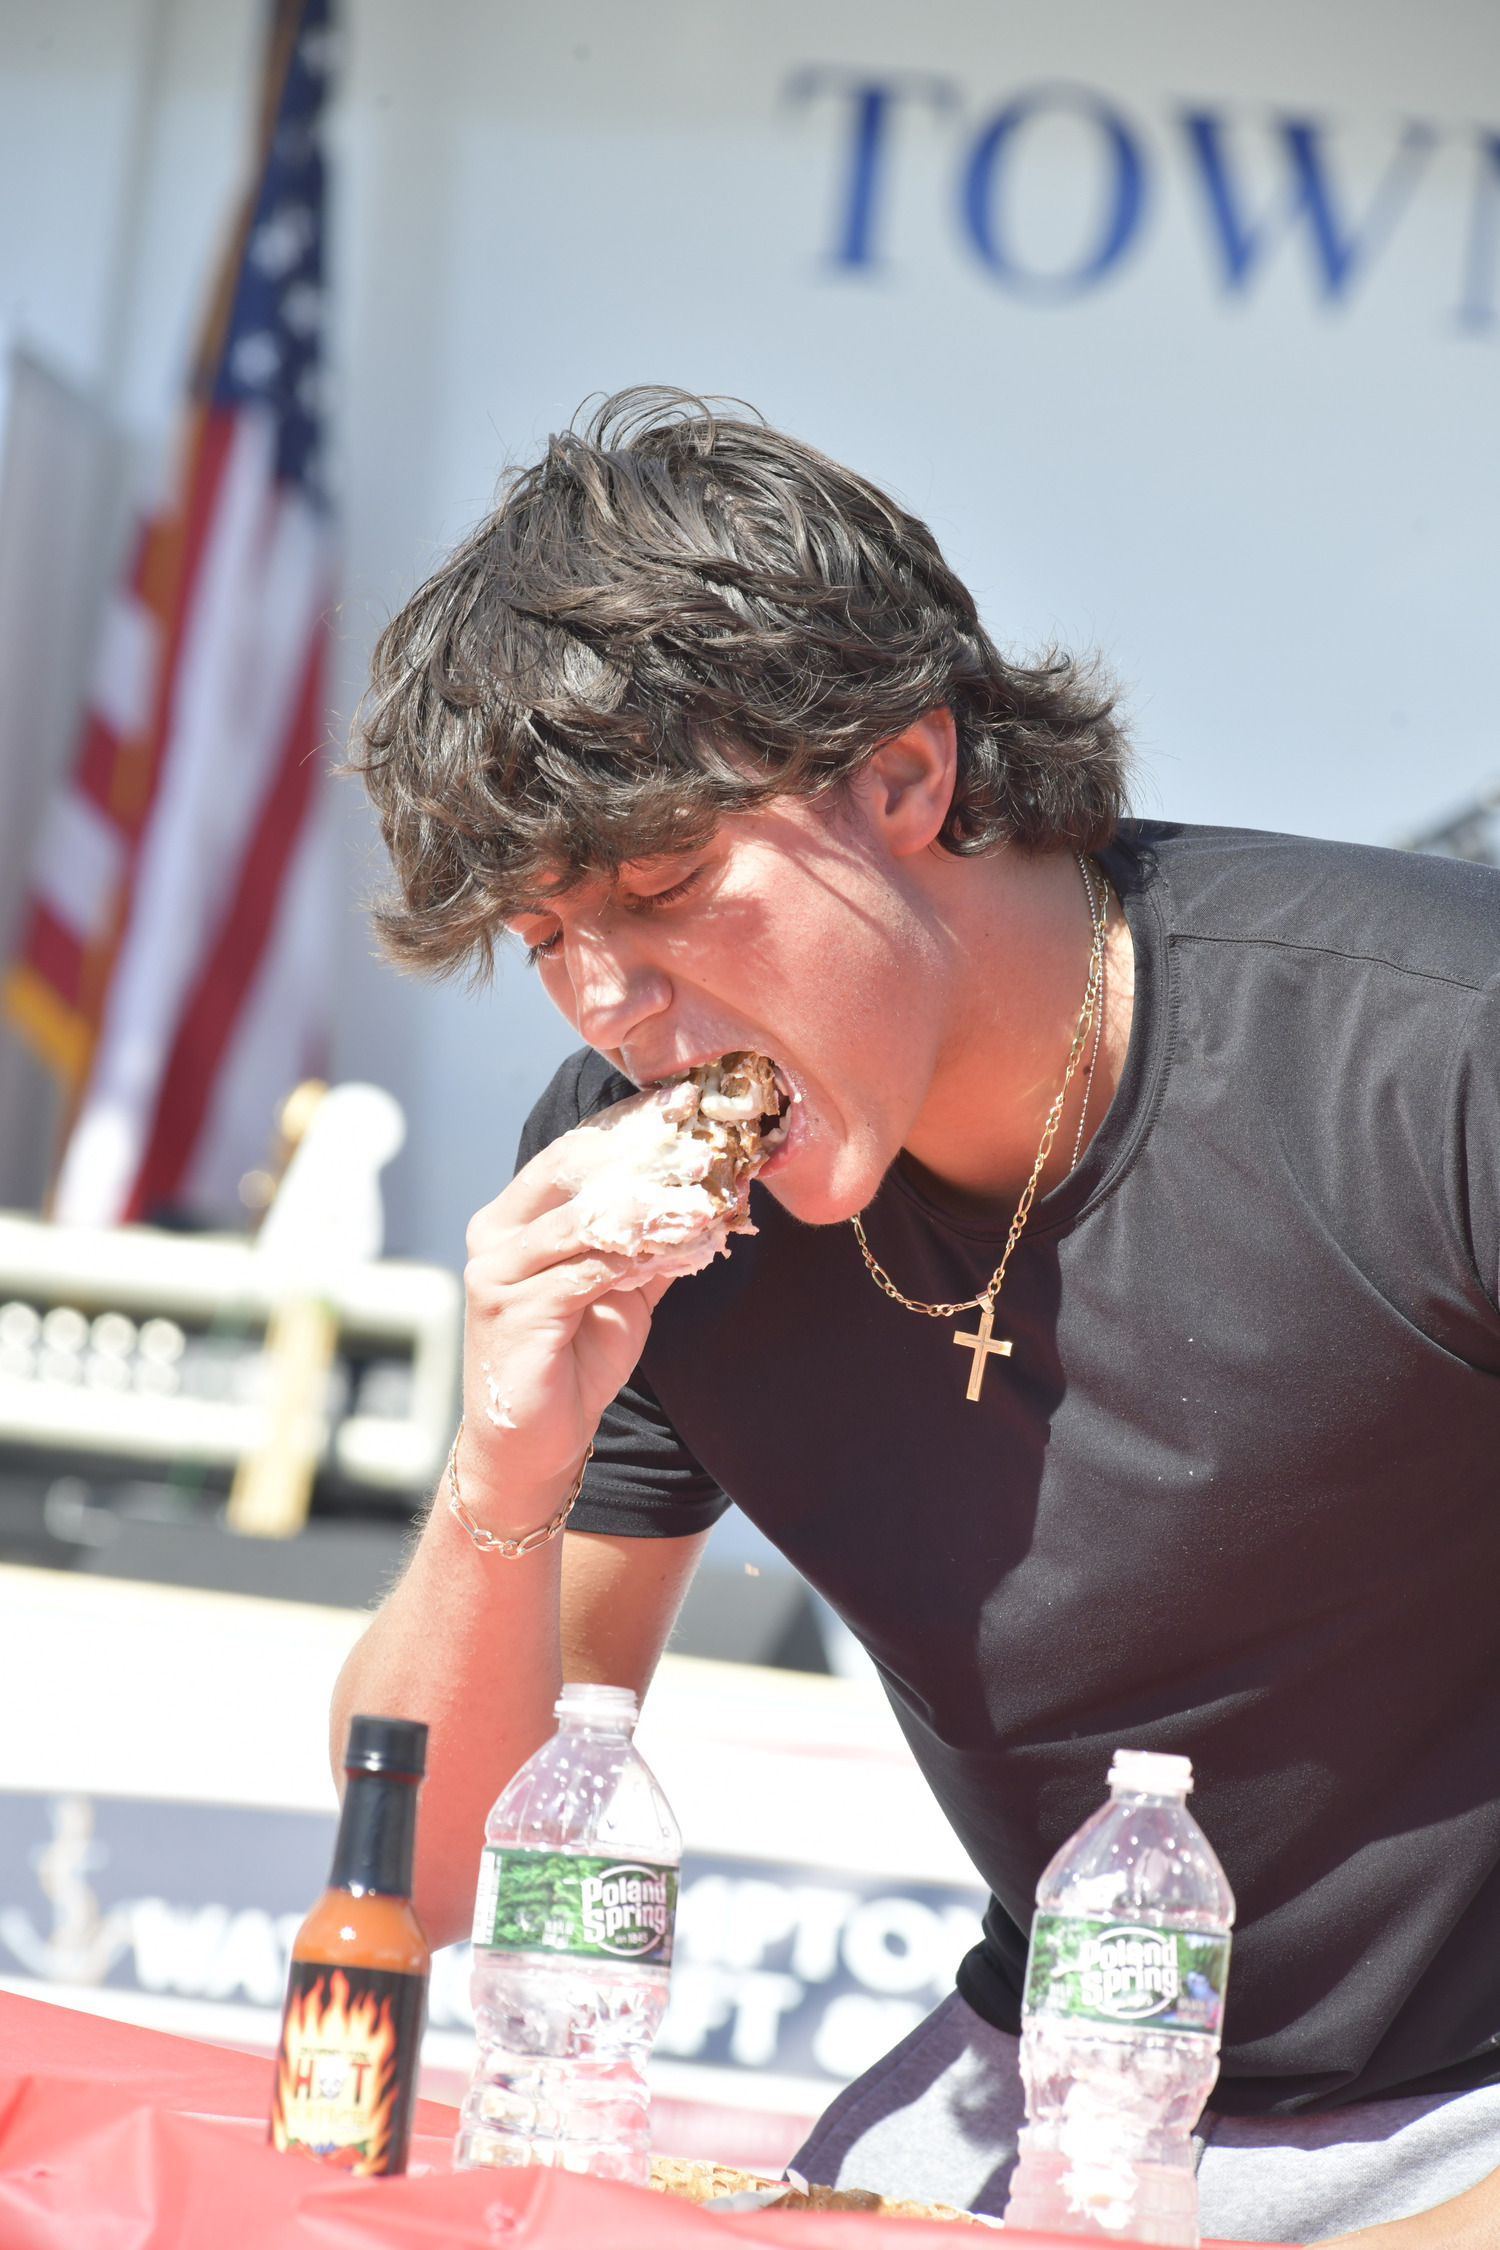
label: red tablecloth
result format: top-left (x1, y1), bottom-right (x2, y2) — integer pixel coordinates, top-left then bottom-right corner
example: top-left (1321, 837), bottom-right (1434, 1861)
top-left (0, 1991), bottom-right (1292, 2246)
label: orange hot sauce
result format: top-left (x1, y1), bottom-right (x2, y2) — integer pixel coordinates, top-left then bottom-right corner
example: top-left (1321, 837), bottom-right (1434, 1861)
top-left (270, 1715), bottom-right (431, 2176)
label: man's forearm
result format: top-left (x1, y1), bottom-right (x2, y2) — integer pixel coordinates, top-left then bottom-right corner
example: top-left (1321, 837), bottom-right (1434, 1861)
top-left (1313, 2158), bottom-right (1500, 2247)
top-left (332, 1129), bottom-right (699, 1949)
top-left (330, 1492), bottom-right (566, 1946)
top-left (330, 1477), bottom-right (709, 1946)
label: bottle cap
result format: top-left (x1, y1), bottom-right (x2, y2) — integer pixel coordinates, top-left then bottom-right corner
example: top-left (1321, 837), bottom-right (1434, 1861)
top-left (344, 1714), bottom-right (428, 1778)
top-left (1109, 1747), bottom-right (1192, 1797)
top-left (555, 1681), bottom-right (639, 1727)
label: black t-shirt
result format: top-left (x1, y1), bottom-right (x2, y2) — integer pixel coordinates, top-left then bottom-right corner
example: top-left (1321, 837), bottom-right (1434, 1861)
top-left (515, 823), bottom-right (1500, 2118)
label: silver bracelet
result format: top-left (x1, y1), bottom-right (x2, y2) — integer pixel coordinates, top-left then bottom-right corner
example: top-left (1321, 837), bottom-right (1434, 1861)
top-left (446, 1418), bottom-right (594, 1557)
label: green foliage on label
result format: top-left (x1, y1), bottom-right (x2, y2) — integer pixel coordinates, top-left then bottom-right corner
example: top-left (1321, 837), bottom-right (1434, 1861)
top-left (1024, 1912), bottom-right (1230, 2038)
top-left (472, 1847), bottom-right (677, 1964)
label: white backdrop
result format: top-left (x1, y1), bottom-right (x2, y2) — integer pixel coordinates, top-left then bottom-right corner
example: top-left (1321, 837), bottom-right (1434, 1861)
top-left (1, 0), bottom-right (1496, 1261)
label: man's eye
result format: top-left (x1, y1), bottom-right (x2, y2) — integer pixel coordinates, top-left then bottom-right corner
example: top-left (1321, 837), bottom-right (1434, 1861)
top-left (632, 869), bottom-right (702, 913)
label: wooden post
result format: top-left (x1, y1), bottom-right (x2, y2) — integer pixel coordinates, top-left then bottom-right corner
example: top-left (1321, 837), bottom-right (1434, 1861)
top-left (224, 1293), bottom-right (338, 1538)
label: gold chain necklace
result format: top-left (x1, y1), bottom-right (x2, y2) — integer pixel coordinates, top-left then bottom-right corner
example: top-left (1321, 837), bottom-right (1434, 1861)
top-left (850, 854), bottom-right (1108, 1402)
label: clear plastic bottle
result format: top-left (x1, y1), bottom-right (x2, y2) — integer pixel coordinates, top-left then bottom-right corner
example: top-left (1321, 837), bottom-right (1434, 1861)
top-left (454, 1682), bottom-right (681, 2182)
top-left (1003, 1748), bottom-right (1236, 2247)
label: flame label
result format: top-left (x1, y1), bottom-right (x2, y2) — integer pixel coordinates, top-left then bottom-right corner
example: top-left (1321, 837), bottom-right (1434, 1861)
top-left (271, 1962), bottom-right (426, 2175)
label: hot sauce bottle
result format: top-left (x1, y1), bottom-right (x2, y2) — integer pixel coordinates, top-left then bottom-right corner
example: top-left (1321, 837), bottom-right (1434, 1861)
top-left (271, 1715), bottom-right (430, 2176)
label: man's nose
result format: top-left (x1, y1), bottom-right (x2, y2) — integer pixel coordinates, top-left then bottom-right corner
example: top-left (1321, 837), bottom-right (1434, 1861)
top-left (568, 936), bottom-right (671, 1050)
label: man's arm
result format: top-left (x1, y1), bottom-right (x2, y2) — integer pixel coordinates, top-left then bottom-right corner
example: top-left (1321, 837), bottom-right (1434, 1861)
top-left (1313, 2160), bottom-right (1500, 2247)
top-left (331, 1516), bottom-right (707, 1946)
top-left (330, 1124), bottom-right (704, 1946)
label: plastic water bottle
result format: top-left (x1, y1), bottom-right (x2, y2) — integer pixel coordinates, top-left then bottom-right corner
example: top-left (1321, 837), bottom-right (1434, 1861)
top-left (454, 1681), bottom-right (681, 2182)
top-left (1003, 1748), bottom-right (1235, 2246)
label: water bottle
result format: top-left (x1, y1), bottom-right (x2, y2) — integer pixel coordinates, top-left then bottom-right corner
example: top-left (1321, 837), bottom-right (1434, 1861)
top-left (454, 1681), bottom-right (681, 2182)
top-left (1003, 1748), bottom-right (1235, 2246)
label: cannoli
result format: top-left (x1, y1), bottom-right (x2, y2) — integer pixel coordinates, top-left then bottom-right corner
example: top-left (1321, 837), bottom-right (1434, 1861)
top-left (555, 1052), bottom-right (791, 1283)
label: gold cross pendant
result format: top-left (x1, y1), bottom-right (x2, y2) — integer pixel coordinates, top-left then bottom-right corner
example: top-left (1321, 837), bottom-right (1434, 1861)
top-left (953, 1302), bottom-right (1012, 1401)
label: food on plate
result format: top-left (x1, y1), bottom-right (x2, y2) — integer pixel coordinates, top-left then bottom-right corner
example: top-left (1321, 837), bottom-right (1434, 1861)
top-left (649, 2157), bottom-right (766, 2202)
top-left (557, 1052), bottom-right (791, 1282)
top-left (647, 2155), bottom-right (979, 2222)
top-left (771, 2183), bottom-right (977, 2220)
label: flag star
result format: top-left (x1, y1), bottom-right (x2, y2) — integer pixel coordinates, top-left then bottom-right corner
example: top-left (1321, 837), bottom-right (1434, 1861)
top-left (250, 206), bottom-right (315, 280)
top-left (230, 331), bottom-right (281, 388)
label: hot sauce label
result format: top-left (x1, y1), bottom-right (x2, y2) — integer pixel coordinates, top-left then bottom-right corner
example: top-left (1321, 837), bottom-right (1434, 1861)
top-left (271, 1963), bottom-right (426, 2175)
top-left (1024, 1914), bottom-right (1230, 2038)
top-left (473, 1847), bottom-right (677, 1963)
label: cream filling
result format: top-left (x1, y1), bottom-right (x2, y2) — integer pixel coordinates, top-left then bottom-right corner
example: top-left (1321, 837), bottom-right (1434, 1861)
top-left (556, 1053), bottom-right (788, 1282)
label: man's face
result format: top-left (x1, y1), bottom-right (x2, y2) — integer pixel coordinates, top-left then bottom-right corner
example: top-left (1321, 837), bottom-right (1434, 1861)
top-left (508, 789), bottom-right (954, 1225)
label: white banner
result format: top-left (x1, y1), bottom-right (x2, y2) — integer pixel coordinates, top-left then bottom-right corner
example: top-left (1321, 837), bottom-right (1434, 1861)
top-left (0, 1562), bottom-right (987, 2156)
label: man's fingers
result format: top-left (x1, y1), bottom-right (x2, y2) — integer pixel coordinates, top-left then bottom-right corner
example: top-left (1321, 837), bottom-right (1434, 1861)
top-left (467, 1112), bottom-right (638, 1246)
top-left (471, 1250), bottom-right (648, 1336)
top-left (467, 1199), bottom-right (630, 1289)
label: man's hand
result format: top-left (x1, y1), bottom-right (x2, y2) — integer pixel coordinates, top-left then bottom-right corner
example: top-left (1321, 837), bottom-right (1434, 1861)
top-left (455, 1125), bottom-right (673, 1528)
top-left (1311, 2158), bottom-right (1500, 2247)
top-left (329, 1124), bottom-right (699, 1945)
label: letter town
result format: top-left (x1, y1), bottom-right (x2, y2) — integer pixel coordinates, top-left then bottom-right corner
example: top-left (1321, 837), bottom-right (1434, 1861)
top-left (580, 1866), bottom-right (671, 1953)
top-left (786, 69), bottom-right (1500, 331)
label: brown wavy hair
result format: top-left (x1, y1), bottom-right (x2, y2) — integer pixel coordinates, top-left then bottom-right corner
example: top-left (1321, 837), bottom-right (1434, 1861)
top-left (353, 387), bottom-right (1130, 972)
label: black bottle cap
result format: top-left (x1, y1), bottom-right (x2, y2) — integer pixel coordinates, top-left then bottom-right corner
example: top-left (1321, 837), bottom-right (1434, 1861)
top-left (343, 1714), bottom-right (428, 1779)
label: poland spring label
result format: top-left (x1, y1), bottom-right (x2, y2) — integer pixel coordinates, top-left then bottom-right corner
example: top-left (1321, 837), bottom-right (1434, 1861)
top-left (472, 1847), bottom-right (677, 1964)
top-left (1024, 1914), bottom-right (1230, 2038)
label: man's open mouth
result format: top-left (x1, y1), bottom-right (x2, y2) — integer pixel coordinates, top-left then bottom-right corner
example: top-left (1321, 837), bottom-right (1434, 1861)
top-left (559, 1052), bottom-right (797, 1283)
top-left (660, 1053), bottom-right (794, 1216)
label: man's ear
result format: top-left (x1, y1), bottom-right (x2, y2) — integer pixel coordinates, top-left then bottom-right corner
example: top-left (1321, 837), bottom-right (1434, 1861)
top-left (855, 709), bottom-right (958, 858)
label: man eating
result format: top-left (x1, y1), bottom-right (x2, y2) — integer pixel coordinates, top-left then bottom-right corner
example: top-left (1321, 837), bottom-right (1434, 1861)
top-left (334, 388), bottom-right (1500, 2245)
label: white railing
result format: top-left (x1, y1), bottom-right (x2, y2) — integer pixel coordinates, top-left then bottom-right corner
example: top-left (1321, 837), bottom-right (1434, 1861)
top-left (0, 1212), bottom-right (460, 1494)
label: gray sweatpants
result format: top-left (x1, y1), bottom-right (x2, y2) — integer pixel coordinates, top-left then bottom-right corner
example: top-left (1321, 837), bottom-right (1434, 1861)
top-left (791, 1994), bottom-right (1500, 2244)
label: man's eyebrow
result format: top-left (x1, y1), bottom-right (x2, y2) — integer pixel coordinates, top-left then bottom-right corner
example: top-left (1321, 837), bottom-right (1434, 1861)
top-left (508, 892), bottom-right (570, 919)
top-left (509, 861), bottom-right (688, 920)
top-left (616, 854), bottom-right (700, 884)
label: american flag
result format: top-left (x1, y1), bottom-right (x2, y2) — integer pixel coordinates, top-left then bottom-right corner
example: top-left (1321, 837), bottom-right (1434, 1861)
top-left (2, 0), bottom-right (336, 1226)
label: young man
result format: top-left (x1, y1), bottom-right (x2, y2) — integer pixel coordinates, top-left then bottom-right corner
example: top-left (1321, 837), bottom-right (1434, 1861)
top-left (337, 389), bottom-right (1500, 2244)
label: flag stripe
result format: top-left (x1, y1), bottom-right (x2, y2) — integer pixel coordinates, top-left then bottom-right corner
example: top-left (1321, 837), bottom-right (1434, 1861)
top-left (7, 0), bottom-right (334, 1224)
top-left (31, 789), bottom-right (127, 940)
top-left (75, 713), bottom-right (126, 809)
top-left (123, 406), bottom-right (238, 838)
top-left (20, 902), bottom-right (85, 1006)
top-left (124, 620), bottom-right (327, 1219)
top-left (88, 593), bottom-right (159, 742)
top-left (0, 408), bottom-right (240, 1099)
top-left (52, 417), bottom-right (327, 1225)
top-left (182, 803), bottom-right (331, 1215)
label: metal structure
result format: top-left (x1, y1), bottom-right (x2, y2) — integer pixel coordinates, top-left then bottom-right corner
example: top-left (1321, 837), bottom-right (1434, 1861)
top-left (1402, 783), bottom-right (1500, 865)
top-left (0, 1214), bottom-right (460, 1496)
